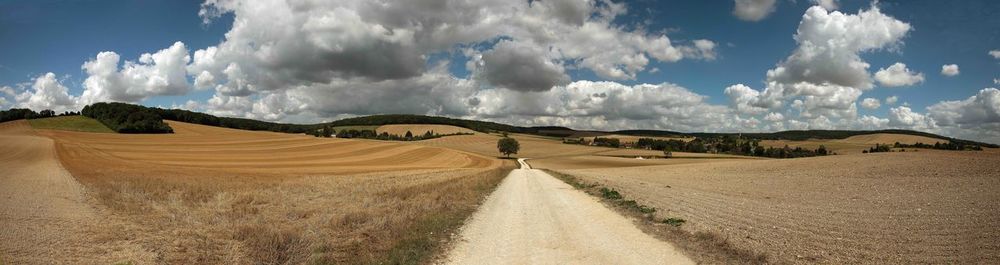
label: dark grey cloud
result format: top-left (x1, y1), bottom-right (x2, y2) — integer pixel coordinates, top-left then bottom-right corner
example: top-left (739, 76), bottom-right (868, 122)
top-left (480, 40), bottom-right (570, 92)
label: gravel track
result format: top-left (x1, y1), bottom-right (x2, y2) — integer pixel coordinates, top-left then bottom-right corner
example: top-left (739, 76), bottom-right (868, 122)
top-left (443, 159), bottom-right (693, 265)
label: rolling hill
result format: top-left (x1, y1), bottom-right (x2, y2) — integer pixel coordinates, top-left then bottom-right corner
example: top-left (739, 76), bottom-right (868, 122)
top-left (4, 102), bottom-right (996, 148)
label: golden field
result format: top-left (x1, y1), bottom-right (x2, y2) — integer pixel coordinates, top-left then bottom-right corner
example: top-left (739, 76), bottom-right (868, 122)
top-left (1, 120), bottom-right (512, 264)
top-left (3, 118), bottom-right (997, 264)
top-left (376, 124), bottom-right (475, 136)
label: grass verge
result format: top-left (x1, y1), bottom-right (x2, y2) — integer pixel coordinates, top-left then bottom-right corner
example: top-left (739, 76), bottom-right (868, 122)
top-left (27, 115), bottom-right (113, 133)
top-left (543, 169), bottom-right (769, 265)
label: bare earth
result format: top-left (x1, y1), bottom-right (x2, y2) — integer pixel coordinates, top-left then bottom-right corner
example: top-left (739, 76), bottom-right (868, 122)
top-left (443, 159), bottom-right (694, 265)
top-left (550, 151), bottom-right (1000, 264)
top-left (0, 121), bottom-right (152, 264)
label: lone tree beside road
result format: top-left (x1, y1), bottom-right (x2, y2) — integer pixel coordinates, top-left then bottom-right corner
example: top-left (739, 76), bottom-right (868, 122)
top-left (497, 137), bottom-right (520, 158)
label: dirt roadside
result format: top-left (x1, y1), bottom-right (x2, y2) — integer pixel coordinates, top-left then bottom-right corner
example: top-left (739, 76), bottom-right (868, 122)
top-left (0, 121), bottom-right (151, 264)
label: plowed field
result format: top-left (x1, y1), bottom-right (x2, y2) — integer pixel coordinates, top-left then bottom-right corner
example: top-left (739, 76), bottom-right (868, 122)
top-left (548, 150), bottom-right (1000, 264)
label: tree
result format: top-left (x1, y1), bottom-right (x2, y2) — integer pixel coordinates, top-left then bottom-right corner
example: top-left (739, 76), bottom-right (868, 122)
top-left (497, 137), bottom-right (520, 158)
top-left (405, 130), bottom-right (413, 140)
top-left (321, 126), bottom-right (333, 137)
top-left (816, 145), bottom-right (828, 155)
top-left (38, 109), bottom-right (55, 118)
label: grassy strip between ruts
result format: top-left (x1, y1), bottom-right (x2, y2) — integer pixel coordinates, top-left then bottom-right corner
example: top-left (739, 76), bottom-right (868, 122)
top-left (541, 169), bottom-right (769, 265)
top-left (27, 115), bottom-right (114, 133)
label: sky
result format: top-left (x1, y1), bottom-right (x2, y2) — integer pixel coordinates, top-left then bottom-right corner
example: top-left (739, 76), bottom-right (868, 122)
top-left (1, 0), bottom-right (998, 143)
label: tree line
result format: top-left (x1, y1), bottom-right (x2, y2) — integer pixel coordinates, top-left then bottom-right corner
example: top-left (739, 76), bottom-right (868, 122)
top-left (631, 136), bottom-right (830, 159)
top-left (153, 108), bottom-right (315, 133)
top-left (0, 108), bottom-right (79, 123)
top-left (892, 141), bottom-right (983, 151)
top-left (326, 114), bottom-right (533, 134)
top-left (306, 126), bottom-right (473, 141)
top-left (865, 141), bottom-right (985, 153)
top-left (81, 103), bottom-right (173, 133)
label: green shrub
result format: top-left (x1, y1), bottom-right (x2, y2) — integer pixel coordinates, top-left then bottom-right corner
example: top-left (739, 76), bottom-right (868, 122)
top-left (663, 218), bottom-right (686, 227)
top-left (620, 200), bottom-right (656, 214)
top-left (600, 187), bottom-right (622, 200)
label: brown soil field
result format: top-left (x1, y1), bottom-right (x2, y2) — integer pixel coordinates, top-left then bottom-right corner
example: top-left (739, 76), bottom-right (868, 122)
top-left (7, 120), bottom-right (514, 264)
top-left (376, 124), bottom-right (475, 136)
top-left (595, 148), bottom-right (767, 159)
top-left (546, 151), bottom-right (1000, 264)
top-left (760, 133), bottom-right (947, 154)
top-left (528, 155), bottom-right (730, 170)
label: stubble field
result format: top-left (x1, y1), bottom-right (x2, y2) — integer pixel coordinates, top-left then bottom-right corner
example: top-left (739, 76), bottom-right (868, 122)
top-left (376, 124), bottom-right (475, 136)
top-left (544, 150), bottom-right (1000, 264)
top-left (6, 120), bottom-right (513, 264)
top-left (5, 117), bottom-right (997, 264)
top-left (759, 133), bottom-right (946, 154)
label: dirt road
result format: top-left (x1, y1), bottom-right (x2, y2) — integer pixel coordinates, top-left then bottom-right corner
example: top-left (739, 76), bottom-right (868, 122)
top-left (443, 159), bottom-right (693, 265)
top-left (0, 121), bottom-right (149, 264)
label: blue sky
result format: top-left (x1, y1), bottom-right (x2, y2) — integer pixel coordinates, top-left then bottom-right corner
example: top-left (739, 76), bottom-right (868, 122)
top-left (1, 0), bottom-right (998, 142)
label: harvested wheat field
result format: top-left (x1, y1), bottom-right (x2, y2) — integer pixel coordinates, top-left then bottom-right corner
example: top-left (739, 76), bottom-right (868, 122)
top-left (545, 151), bottom-right (1000, 264)
top-left (418, 132), bottom-right (614, 158)
top-left (0, 121), bottom-right (155, 264)
top-left (760, 133), bottom-right (947, 154)
top-left (528, 155), bottom-right (744, 170)
top-left (7, 120), bottom-right (513, 264)
top-left (38, 121), bottom-right (496, 177)
top-left (581, 134), bottom-right (695, 144)
top-left (595, 148), bottom-right (766, 159)
top-left (377, 124), bottom-right (475, 136)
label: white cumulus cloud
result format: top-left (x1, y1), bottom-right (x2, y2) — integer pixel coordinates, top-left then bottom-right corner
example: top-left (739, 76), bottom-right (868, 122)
top-left (725, 4), bottom-right (911, 125)
top-left (886, 95), bottom-right (899, 105)
top-left (888, 106), bottom-right (935, 130)
top-left (941, 64), bottom-right (960, 77)
top-left (733, 0), bottom-right (778, 22)
top-left (79, 41), bottom-right (192, 105)
top-left (860, 98), bottom-right (881, 109)
top-left (14, 73), bottom-right (78, 112)
top-left (874, 62), bottom-right (924, 87)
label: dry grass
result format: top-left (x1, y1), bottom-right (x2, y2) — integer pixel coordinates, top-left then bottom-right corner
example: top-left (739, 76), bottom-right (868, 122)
top-left (549, 151), bottom-right (1000, 264)
top-left (33, 121), bottom-right (514, 264)
top-left (81, 166), bottom-right (512, 264)
top-left (376, 124), bottom-right (474, 136)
